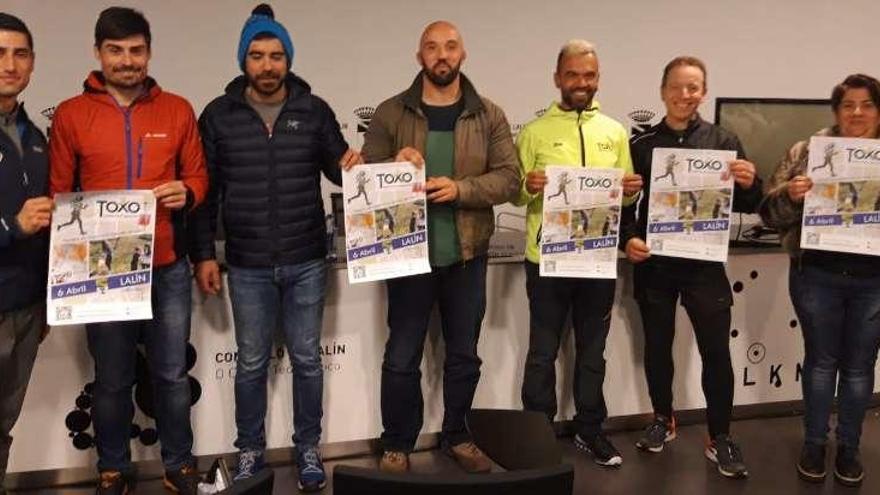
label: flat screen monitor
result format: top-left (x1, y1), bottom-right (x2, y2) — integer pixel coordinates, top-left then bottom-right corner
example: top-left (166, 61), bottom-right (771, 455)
top-left (715, 98), bottom-right (833, 190)
top-left (715, 97), bottom-right (834, 245)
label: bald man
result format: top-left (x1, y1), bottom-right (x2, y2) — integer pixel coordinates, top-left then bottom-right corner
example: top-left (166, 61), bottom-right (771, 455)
top-left (362, 21), bottom-right (520, 474)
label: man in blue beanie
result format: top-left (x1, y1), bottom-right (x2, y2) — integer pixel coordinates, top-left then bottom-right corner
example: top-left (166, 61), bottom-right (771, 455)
top-left (189, 3), bottom-right (361, 492)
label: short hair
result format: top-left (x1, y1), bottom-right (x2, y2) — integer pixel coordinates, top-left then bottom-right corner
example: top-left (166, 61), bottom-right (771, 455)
top-left (831, 73), bottom-right (880, 112)
top-left (556, 39), bottom-right (596, 72)
top-left (661, 56), bottom-right (707, 90)
top-left (0, 12), bottom-right (33, 50)
top-left (94, 7), bottom-right (151, 49)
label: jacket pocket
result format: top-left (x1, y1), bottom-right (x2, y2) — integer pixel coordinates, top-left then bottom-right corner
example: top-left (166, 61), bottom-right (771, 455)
top-left (136, 133), bottom-right (175, 183)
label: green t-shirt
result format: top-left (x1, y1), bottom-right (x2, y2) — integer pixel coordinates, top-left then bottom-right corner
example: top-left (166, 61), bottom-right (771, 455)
top-left (422, 100), bottom-right (464, 267)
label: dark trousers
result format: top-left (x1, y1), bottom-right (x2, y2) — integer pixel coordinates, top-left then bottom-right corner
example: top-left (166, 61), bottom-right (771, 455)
top-left (0, 303), bottom-right (43, 488)
top-left (633, 261), bottom-right (734, 438)
top-left (521, 261), bottom-right (616, 439)
top-left (380, 256), bottom-right (487, 452)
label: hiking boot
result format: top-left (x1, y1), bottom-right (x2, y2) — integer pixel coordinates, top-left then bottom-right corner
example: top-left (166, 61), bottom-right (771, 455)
top-left (233, 449), bottom-right (265, 482)
top-left (705, 434), bottom-right (748, 479)
top-left (635, 414), bottom-right (676, 453)
top-left (443, 441), bottom-right (492, 473)
top-left (163, 463), bottom-right (201, 494)
top-left (834, 445), bottom-right (864, 487)
top-left (296, 446), bottom-right (327, 492)
top-left (96, 471), bottom-right (130, 495)
top-left (575, 433), bottom-right (623, 467)
top-left (379, 450), bottom-right (409, 474)
top-left (797, 443), bottom-right (826, 483)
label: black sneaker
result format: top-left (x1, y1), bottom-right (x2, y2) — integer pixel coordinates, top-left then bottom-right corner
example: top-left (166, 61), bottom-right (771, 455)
top-left (797, 443), bottom-right (826, 483)
top-left (834, 445), bottom-right (864, 487)
top-left (635, 414), bottom-right (676, 453)
top-left (96, 470), bottom-right (130, 495)
top-left (163, 463), bottom-right (201, 494)
top-left (574, 433), bottom-right (623, 467)
top-left (705, 434), bottom-right (748, 479)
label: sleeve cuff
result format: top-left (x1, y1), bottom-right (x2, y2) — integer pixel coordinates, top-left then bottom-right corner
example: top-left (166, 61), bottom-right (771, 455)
top-left (1, 213), bottom-right (25, 240)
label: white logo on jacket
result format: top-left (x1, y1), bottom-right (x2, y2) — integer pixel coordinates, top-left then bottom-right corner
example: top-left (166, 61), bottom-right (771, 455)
top-left (286, 120), bottom-right (300, 130)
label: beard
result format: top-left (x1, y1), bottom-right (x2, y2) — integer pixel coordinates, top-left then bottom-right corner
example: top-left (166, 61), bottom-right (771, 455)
top-left (248, 71), bottom-right (285, 97)
top-left (423, 60), bottom-right (461, 87)
top-left (561, 87), bottom-right (595, 112)
top-left (105, 67), bottom-right (147, 89)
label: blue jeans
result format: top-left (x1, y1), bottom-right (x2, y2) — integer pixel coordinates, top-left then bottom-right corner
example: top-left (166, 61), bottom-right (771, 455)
top-left (789, 262), bottom-right (880, 449)
top-left (381, 256), bottom-right (487, 452)
top-left (86, 258), bottom-right (193, 473)
top-left (227, 258), bottom-right (327, 451)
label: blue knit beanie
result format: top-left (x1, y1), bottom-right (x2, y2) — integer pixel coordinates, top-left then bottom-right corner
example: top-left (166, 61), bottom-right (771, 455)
top-left (237, 4), bottom-right (294, 71)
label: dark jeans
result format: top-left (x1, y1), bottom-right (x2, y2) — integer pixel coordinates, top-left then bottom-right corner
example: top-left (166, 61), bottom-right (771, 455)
top-left (381, 256), bottom-right (488, 452)
top-left (633, 261), bottom-right (734, 438)
top-left (0, 303), bottom-right (43, 487)
top-left (521, 261), bottom-right (616, 439)
top-left (789, 262), bottom-right (880, 449)
top-left (227, 259), bottom-right (327, 451)
top-left (86, 259), bottom-right (193, 473)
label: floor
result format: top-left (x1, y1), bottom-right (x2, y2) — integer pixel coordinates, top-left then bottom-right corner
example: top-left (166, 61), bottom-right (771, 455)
top-left (13, 408), bottom-right (879, 494)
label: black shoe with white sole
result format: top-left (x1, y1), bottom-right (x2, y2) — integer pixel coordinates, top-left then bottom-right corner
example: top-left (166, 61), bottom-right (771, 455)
top-left (635, 415), bottom-right (676, 453)
top-left (797, 443), bottom-right (826, 483)
top-left (705, 434), bottom-right (748, 479)
top-left (575, 433), bottom-right (623, 467)
top-left (834, 445), bottom-right (864, 487)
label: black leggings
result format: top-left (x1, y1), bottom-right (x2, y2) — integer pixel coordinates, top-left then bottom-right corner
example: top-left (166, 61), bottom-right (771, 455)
top-left (634, 261), bottom-right (734, 438)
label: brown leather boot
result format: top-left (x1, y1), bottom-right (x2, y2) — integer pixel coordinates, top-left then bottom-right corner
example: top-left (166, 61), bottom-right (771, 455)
top-left (379, 451), bottom-right (410, 474)
top-left (445, 442), bottom-right (492, 473)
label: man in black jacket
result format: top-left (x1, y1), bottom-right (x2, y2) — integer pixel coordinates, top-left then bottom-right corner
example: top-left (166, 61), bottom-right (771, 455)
top-left (188, 5), bottom-right (361, 493)
top-left (0, 13), bottom-right (52, 493)
top-left (619, 56), bottom-right (762, 479)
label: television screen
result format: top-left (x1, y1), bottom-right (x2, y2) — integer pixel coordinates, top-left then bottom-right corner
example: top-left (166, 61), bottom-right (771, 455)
top-left (715, 98), bottom-right (834, 182)
top-left (715, 98), bottom-right (834, 245)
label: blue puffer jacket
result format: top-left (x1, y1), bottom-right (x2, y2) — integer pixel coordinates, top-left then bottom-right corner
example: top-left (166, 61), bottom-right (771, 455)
top-left (189, 73), bottom-right (348, 267)
top-left (0, 105), bottom-right (49, 312)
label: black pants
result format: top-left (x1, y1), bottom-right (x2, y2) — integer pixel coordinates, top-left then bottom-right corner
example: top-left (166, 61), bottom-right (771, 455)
top-left (521, 261), bottom-right (616, 439)
top-left (380, 256), bottom-right (488, 452)
top-left (634, 261), bottom-right (734, 438)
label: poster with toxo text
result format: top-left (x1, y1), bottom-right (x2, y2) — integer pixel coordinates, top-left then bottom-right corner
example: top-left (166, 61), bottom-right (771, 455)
top-left (539, 165), bottom-right (623, 278)
top-left (48, 190), bottom-right (156, 325)
top-left (645, 147), bottom-right (736, 262)
top-left (800, 136), bottom-right (880, 256)
top-left (343, 162), bottom-right (430, 283)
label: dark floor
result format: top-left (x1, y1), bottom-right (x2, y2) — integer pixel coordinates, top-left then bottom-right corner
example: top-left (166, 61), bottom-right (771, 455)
top-left (15, 409), bottom-right (879, 494)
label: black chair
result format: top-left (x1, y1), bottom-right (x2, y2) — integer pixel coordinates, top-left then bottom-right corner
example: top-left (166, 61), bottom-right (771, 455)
top-left (332, 463), bottom-right (573, 495)
top-left (466, 408), bottom-right (562, 470)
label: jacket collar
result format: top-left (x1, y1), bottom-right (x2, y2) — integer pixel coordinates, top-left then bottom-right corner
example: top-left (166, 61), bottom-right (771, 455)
top-left (83, 71), bottom-right (161, 104)
top-left (656, 114), bottom-right (706, 138)
top-left (543, 100), bottom-right (602, 121)
top-left (224, 72), bottom-right (312, 109)
top-left (401, 72), bottom-right (483, 116)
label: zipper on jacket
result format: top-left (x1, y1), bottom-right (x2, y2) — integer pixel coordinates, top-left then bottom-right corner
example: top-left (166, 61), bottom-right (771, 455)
top-left (250, 106), bottom-right (281, 261)
top-left (124, 111), bottom-right (133, 189)
top-left (109, 96), bottom-right (135, 190)
top-left (577, 110), bottom-right (586, 166)
top-left (137, 138), bottom-right (144, 179)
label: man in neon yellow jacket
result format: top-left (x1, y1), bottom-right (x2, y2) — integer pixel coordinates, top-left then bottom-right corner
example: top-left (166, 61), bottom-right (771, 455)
top-left (514, 39), bottom-right (642, 468)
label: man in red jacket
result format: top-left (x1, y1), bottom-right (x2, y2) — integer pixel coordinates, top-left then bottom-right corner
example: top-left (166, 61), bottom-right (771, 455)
top-left (49, 7), bottom-right (208, 495)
